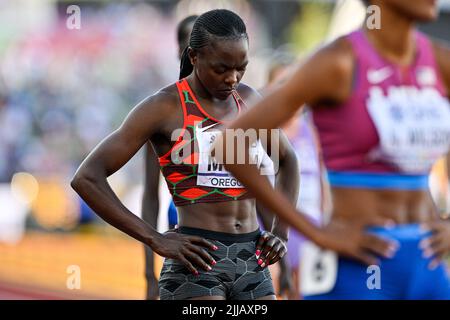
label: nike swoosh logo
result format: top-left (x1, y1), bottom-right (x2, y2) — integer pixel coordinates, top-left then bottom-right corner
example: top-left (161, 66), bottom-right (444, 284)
top-left (196, 122), bottom-right (219, 133)
top-left (367, 67), bottom-right (393, 84)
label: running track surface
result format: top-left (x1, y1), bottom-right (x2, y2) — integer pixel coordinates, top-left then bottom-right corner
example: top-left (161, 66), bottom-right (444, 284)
top-left (0, 231), bottom-right (282, 300)
top-left (0, 282), bottom-right (67, 299)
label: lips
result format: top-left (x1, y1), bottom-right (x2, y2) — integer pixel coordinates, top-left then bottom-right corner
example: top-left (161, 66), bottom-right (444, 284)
top-left (216, 89), bottom-right (234, 100)
top-left (218, 87), bottom-right (237, 95)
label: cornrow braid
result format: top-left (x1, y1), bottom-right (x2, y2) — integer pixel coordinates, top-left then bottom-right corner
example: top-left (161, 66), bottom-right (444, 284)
top-left (179, 9), bottom-right (248, 80)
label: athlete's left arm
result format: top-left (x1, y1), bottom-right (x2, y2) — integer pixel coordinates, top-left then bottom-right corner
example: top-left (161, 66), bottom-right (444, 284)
top-left (255, 131), bottom-right (299, 268)
top-left (259, 130), bottom-right (299, 299)
top-left (434, 41), bottom-right (450, 195)
top-left (438, 40), bottom-right (450, 215)
top-left (238, 85), bottom-right (300, 267)
top-left (420, 41), bottom-right (450, 270)
top-left (447, 152), bottom-right (450, 204)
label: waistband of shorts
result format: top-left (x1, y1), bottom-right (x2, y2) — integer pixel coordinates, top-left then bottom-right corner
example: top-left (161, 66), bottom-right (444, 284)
top-left (366, 223), bottom-right (430, 241)
top-left (327, 171), bottom-right (429, 190)
top-left (178, 226), bottom-right (261, 242)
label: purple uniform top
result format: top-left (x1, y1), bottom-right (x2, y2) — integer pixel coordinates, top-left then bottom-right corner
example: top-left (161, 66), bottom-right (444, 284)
top-left (312, 29), bottom-right (450, 183)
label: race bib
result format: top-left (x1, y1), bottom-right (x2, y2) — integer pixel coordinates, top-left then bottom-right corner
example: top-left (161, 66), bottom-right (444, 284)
top-left (299, 241), bottom-right (338, 296)
top-left (195, 124), bottom-right (273, 188)
top-left (366, 86), bottom-right (450, 173)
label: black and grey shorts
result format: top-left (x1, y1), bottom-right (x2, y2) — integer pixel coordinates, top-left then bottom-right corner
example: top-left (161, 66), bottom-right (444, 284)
top-left (158, 227), bottom-right (275, 300)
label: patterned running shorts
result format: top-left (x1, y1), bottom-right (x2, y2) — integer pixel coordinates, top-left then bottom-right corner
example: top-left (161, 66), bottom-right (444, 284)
top-left (158, 226), bottom-right (275, 300)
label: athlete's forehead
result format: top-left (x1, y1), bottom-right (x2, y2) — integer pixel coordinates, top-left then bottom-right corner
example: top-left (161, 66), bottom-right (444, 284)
top-left (199, 38), bottom-right (249, 67)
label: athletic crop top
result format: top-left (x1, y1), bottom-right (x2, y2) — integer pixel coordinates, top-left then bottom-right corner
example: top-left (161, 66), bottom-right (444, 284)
top-left (312, 29), bottom-right (450, 189)
top-left (158, 79), bottom-right (268, 206)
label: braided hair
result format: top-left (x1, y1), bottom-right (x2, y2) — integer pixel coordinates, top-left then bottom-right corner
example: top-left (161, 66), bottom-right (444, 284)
top-left (179, 9), bottom-right (248, 80)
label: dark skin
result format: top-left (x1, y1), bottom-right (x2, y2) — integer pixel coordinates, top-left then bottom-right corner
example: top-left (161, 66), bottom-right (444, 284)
top-left (258, 211), bottom-right (296, 298)
top-left (71, 37), bottom-right (298, 300)
top-left (141, 18), bottom-right (197, 300)
top-left (217, 0), bottom-right (450, 268)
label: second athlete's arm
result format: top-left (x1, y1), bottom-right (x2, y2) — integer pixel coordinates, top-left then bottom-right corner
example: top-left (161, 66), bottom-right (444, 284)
top-left (217, 41), bottom-right (398, 265)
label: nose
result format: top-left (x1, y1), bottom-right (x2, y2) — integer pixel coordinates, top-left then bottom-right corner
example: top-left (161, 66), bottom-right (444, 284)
top-left (224, 70), bottom-right (238, 87)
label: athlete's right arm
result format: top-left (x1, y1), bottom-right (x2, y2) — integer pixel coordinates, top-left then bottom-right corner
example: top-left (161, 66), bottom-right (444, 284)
top-left (218, 39), bottom-right (398, 265)
top-left (447, 152), bottom-right (450, 220)
top-left (71, 91), bottom-right (217, 274)
top-left (433, 41), bottom-right (450, 212)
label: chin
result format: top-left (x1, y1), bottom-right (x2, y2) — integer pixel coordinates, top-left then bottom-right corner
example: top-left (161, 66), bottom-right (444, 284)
top-left (414, 10), bottom-right (438, 22)
top-left (409, 2), bottom-right (439, 22)
top-left (215, 91), bottom-right (233, 100)
top-left (392, 0), bottom-right (438, 22)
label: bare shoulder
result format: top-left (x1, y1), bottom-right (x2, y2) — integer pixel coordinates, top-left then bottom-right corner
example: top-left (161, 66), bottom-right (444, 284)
top-left (293, 35), bottom-right (354, 104)
top-left (313, 36), bottom-right (354, 80)
top-left (118, 82), bottom-right (181, 136)
top-left (431, 39), bottom-right (450, 91)
top-left (236, 82), bottom-right (261, 102)
top-left (432, 38), bottom-right (450, 65)
top-left (139, 83), bottom-right (180, 114)
top-left (126, 83), bottom-right (180, 122)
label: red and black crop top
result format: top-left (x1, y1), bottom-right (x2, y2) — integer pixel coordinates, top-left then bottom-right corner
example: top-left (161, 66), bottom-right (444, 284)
top-left (158, 79), bottom-right (255, 206)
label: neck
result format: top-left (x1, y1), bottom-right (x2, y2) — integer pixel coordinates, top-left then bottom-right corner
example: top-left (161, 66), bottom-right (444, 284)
top-left (188, 72), bottom-right (213, 100)
top-left (364, 3), bottom-right (416, 66)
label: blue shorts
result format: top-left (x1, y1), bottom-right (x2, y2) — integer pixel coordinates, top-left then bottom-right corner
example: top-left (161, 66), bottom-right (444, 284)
top-left (305, 224), bottom-right (450, 300)
top-left (168, 200), bottom-right (178, 227)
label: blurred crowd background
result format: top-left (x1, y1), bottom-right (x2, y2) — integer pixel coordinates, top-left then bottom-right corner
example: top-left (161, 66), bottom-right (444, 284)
top-left (0, 0), bottom-right (449, 299)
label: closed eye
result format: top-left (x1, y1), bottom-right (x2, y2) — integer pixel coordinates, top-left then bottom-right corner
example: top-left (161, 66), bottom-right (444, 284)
top-left (214, 68), bottom-right (227, 74)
